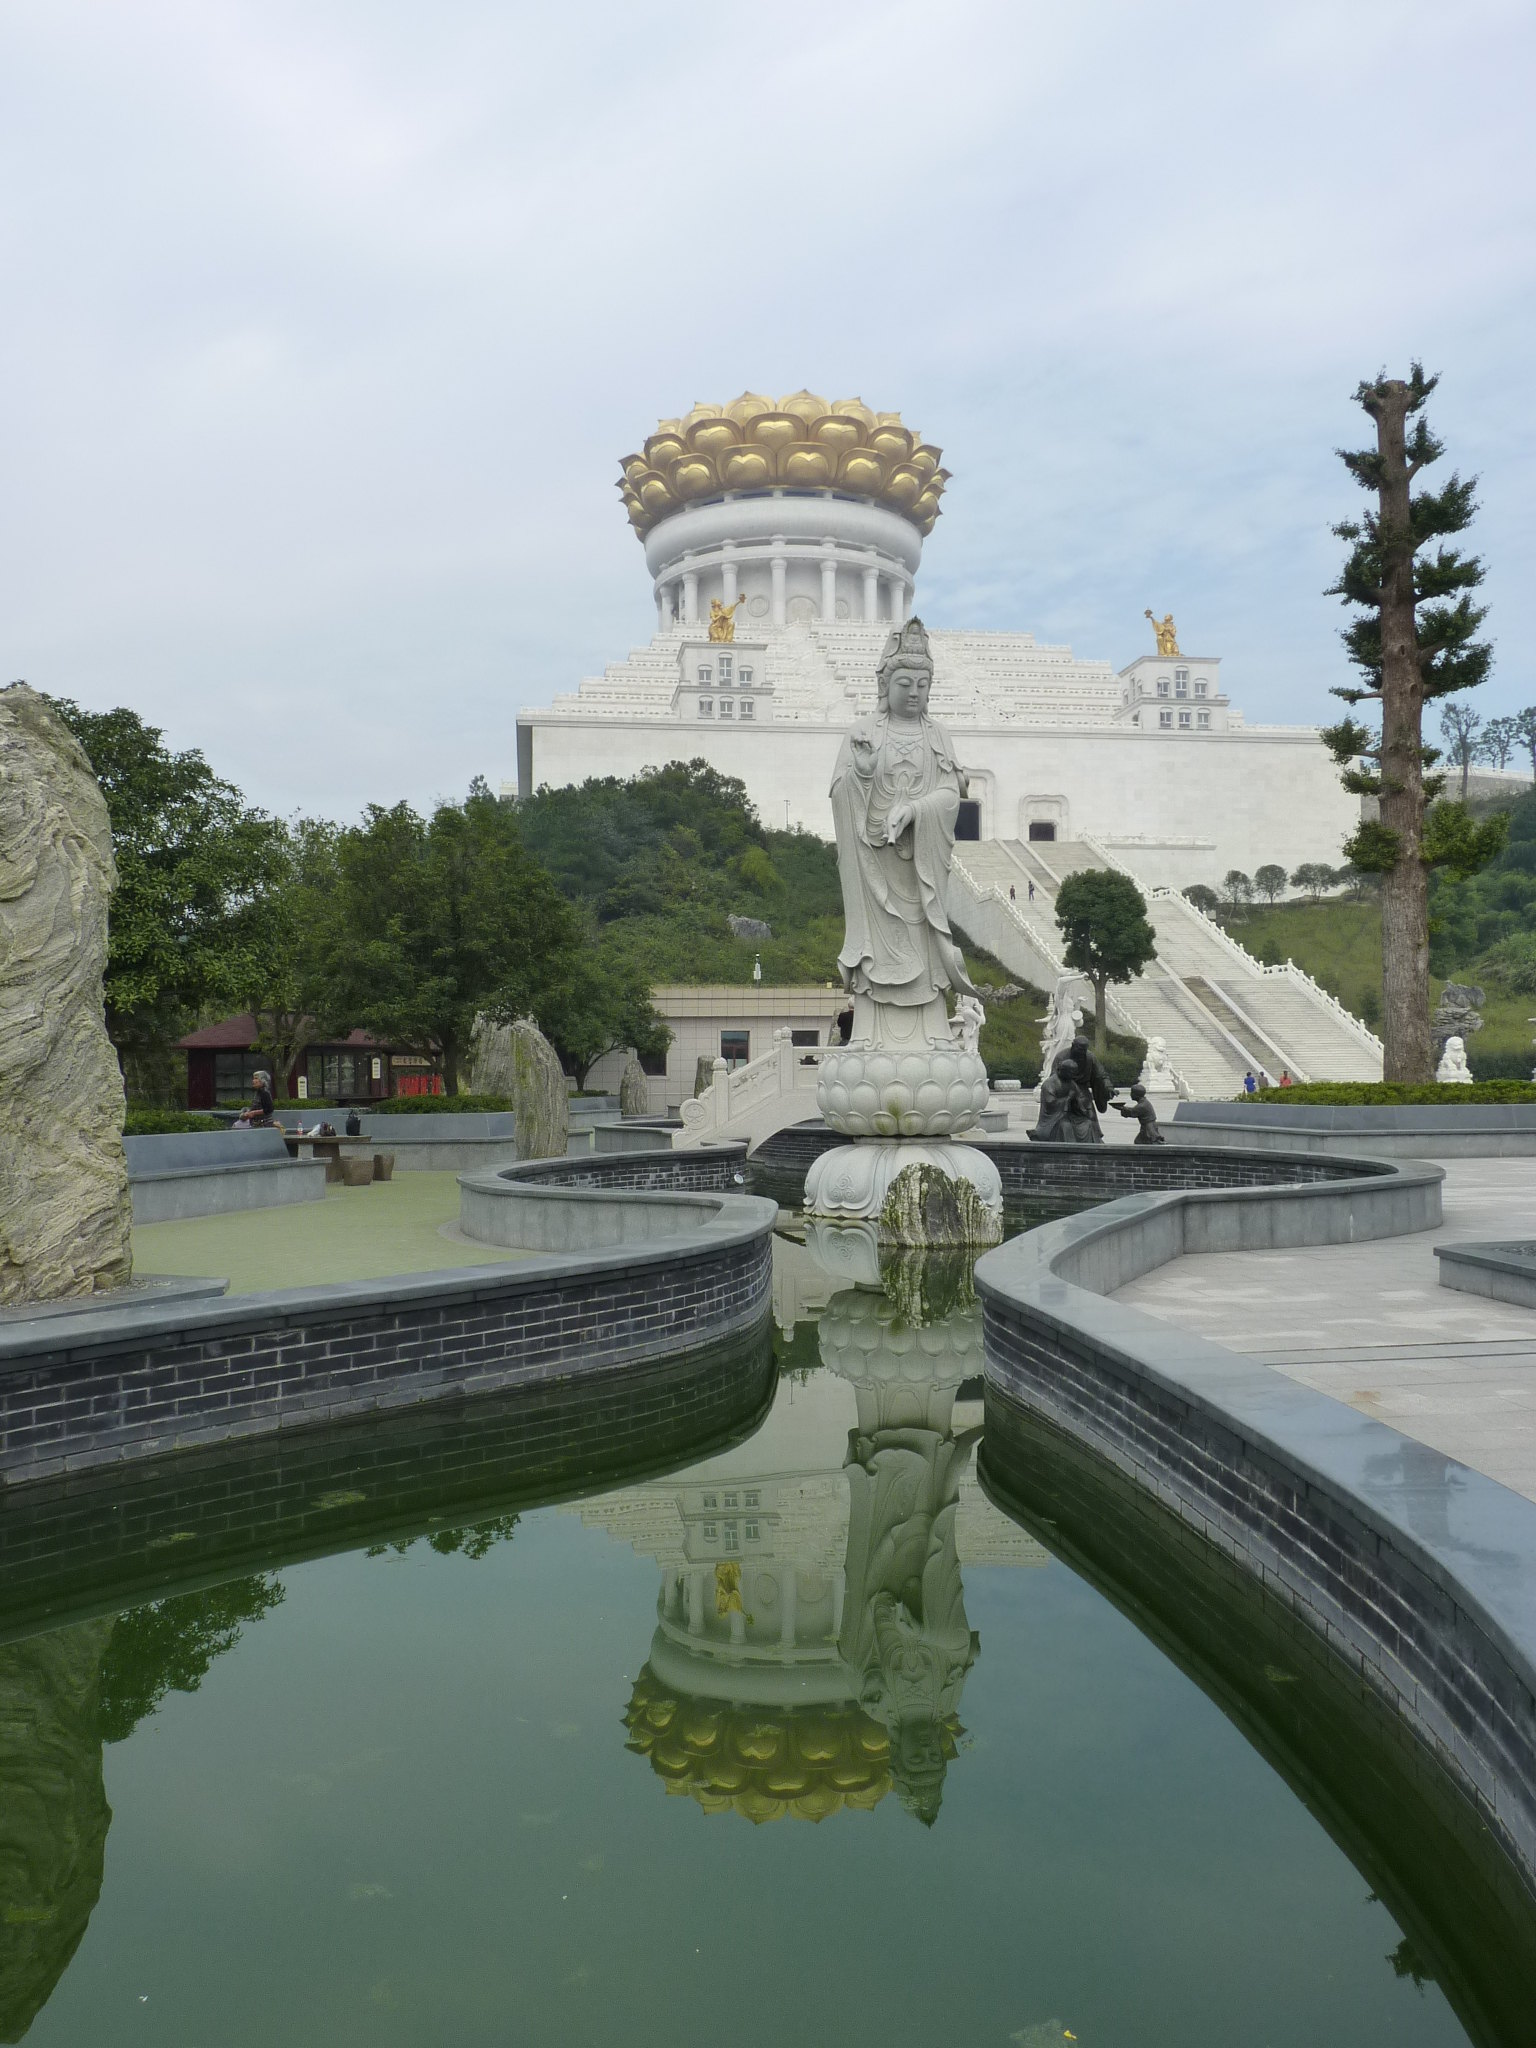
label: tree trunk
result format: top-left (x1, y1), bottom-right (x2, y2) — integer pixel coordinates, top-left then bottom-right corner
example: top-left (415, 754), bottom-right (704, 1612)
top-left (1371, 382), bottom-right (1433, 1082)
top-left (442, 1037), bottom-right (459, 1096)
top-left (1092, 974), bottom-right (1107, 1053)
top-left (1460, 752), bottom-right (1470, 802)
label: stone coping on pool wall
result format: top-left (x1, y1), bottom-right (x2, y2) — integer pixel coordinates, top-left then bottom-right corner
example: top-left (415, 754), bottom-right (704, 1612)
top-left (0, 1147), bottom-right (772, 1488)
top-left (1170, 1098), bottom-right (1536, 1157)
top-left (973, 1154), bottom-right (1536, 1908)
top-left (1436, 1240), bottom-right (1536, 1310)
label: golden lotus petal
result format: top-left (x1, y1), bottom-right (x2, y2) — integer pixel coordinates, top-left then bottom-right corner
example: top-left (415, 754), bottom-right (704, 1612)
top-left (721, 446), bottom-right (773, 489)
top-left (868, 423), bottom-right (913, 460)
top-left (811, 415), bottom-right (863, 450)
top-left (735, 1725), bottom-right (783, 1763)
top-left (782, 445), bottom-right (835, 486)
top-left (829, 396), bottom-right (876, 428)
top-left (652, 1738), bottom-right (692, 1775)
top-left (839, 450), bottom-right (887, 491)
top-left (842, 1780), bottom-right (889, 1810)
top-left (795, 1724), bottom-right (843, 1764)
top-left (687, 418), bottom-right (739, 459)
top-left (644, 431), bottom-right (686, 468)
top-left (706, 1761), bottom-right (750, 1793)
top-left (764, 1766), bottom-right (811, 1796)
top-left (792, 1788), bottom-right (843, 1822)
top-left (855, 1725), bottom-right (891, 1758)
top-left (883, 465), bottom-right (923, 508)
top-left (670, 454), bottom-right (719, 499)
top-left (778, 388), bottom-right (829, 423)
top-left (735, 1791), bottom-right (788, 1825)
top-left (743, 412), bottom-right (803, 451)
top-left (725, 391), bottom-right (775, 423)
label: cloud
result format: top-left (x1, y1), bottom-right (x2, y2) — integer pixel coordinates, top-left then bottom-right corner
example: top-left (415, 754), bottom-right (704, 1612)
top-left (2, 0), bottom-right (1532, 819)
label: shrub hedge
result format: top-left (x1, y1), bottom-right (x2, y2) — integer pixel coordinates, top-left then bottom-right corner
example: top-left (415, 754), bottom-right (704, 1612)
top-left (124, 1108), bottom-right (226, 1135)
top-left (368, 1093), bottom-right (514, 1115)
top-left (1243, 1081), bottom-right (1536, 1105)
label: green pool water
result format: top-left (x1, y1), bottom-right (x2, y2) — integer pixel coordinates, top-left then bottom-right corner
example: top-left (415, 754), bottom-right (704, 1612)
top-left (0, 1232), bottom-right (1515, 2045)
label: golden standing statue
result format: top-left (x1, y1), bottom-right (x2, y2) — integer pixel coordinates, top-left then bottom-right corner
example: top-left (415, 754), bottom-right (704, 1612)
top-left (708, 597), bottom-right (743, 643)
top-left (1144, 609), bottom-right (1180, 657)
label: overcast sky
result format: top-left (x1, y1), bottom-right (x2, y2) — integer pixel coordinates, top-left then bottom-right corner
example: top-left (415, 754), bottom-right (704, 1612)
top-left (4, 0), bottom-right (1533, 823)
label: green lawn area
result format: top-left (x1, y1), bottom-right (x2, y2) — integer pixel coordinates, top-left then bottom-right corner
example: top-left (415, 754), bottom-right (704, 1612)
top-left (133, 1172), bottom-right (528, 1296)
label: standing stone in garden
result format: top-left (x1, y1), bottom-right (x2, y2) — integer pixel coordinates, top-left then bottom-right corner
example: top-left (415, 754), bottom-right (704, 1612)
top-left (619, 1051), bottom-right (648, 1119)
top-left (511, 1016), bottom-right (569, 1160)
top-left (692, 1054), bottom-right (715, 1101)
top-left (0, 684), bottom-right (132, 1303)
top-left (465, 1015), bottom-right (516, 1098)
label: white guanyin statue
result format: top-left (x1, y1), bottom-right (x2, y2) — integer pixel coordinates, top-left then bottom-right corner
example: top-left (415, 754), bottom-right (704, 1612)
top-left (806, 619), bottom-right (1002, 1241)
top-left (1435, 1033), bottom-right (1473, 1085)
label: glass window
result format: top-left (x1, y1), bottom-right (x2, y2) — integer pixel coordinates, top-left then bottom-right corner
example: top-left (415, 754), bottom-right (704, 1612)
top-left (720, 1030), bottom-right (750, 1066)
top-left (639, 1046), bottom-right (667, 1076)
top-left (1178, 709), bottom-right (1192, 728)
top-left (724, 1525), bottom-right (739, 1552)
top-left (1197, 710), bottom-right (1210, 728)
top-left (738, 666), bottom-right (753, 685)
top-left (718, 655), bottom-right (732, 683)
top-left (718, 698), bottom-right (733, 718)
top-left (1158, 709), bottom-right (1172, 728)
top-left (698, 698), bottom-right (712, 718)
top-left (1156, 678), bottom-right (1170, 697)
top-left (740, 699), bottom-right (754, 719)
top-left (745, 1521), bottom-right (759, 1541)
top-left (1175, 676), bottom-right (1188, 697)
top-left (697, 665), bottom-right (712, 684)
top-left (703, 1523), bottom-right (717, 1542)
top-left (215, 1051), bottom-right (270, 1100)
top-left (724, 1495), bottom-right (738, 1509)
top-left (744, 1490), bottom-right (760, 1508)
top-left (701, 1494), bottom-right (717, 1510)
top-left (1194, 679), bottom-right (1207, 697)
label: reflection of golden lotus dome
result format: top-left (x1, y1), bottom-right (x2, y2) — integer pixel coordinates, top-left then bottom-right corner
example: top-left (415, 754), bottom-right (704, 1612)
top-left (618, 392), bottom-right (949, 540)
top-left (623, 1665), bottom-right (920, 1824)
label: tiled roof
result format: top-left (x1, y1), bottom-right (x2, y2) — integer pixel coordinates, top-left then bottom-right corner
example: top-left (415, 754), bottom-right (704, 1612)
top-left (177, 1014), bottom-right (396, 1051)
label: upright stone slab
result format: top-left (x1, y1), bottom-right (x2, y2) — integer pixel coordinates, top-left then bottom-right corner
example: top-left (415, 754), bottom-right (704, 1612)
top-left (619, 1052), bottom-right (648, 1119)
top-left (0, 685), bottom-right (131, 1303)
top-left (465, 1016), bottom-right (515, 1098)
top-left (511, 1016), bottom-right (569, 1160)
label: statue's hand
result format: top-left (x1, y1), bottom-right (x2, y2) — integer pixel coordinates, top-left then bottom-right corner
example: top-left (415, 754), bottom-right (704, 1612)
top-left (886, 802), bottom-right (914, 841)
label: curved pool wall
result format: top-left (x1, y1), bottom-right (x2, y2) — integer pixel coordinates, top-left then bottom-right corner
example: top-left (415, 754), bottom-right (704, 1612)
top-left (0, 1146), bottom-right (773, 1487)
top-left (1170, 1099), bottom-right (1536, 1158)
top-left (974, 1155), bottom-right (1536, 1913)
top-left (0, 1324), bottom-right (777, 1647)
top-left (982, 1402), bottom-right (1536, 2048)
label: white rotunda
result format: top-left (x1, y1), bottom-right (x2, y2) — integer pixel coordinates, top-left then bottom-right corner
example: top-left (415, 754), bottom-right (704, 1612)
top-left (620, 390), bottom-right (945, 632)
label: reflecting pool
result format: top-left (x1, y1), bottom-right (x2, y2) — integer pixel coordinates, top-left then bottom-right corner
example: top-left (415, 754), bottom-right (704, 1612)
top-left (0, 1226), bottom-right (1519, 2045)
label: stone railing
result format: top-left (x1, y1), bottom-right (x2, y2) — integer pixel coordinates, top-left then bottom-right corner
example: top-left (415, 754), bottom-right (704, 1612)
top-left (1078, 835), bottom-right (1384, 1059)
top-left (673, 1029), bottom-right (824, 1151)
top-left (949, 858), bottom-right (1192, 1098)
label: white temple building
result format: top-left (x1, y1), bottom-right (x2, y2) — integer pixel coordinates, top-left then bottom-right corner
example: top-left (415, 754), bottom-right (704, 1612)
top-left (512, 390), bottom-right (1359, 893)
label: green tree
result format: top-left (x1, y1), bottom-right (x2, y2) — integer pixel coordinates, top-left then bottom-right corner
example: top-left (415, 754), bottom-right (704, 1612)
top-left (46, 699), bottom-right (286, 1098)
top-left (1054, 869), bottom-right (1157, 1051)
top-left (326, 781), bottom-right (577, 1093)
top-left (1223, 868), bottom-right (1253, 915)
top-left (1438, 700), bottom-right (1483, 801)
top-left (1183, 883), bottom-right (1221, 915)
top-left (1290, 861), bottom-right (1337, 901)
top-left (233, 817), bottom-right (343, 1095)
top-left (1513, 708), bottom-right (1536, 782)
top-left (1480, 714), bottom-right (1518, 772)
top-left (98, 1577), bottom-right (284, 1743)
top-left (530, 931), bottom-right (671, 1088)
top-left (1320, 365), bottom-right (1504, 1080)
top-left (1254, 863), bottom-right (1288, 905)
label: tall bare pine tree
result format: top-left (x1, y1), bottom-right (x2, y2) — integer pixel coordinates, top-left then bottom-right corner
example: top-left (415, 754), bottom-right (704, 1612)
top-left (1321, 367), bottom-right (1502, 1080)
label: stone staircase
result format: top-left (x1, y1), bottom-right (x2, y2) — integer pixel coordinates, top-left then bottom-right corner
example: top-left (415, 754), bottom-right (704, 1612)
top-left (951, 837), bottom-right (1382, 1092)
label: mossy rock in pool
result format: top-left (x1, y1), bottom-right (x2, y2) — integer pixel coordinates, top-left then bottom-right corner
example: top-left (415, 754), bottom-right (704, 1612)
top-left (878, 1163), bottom-right (1002, 1250)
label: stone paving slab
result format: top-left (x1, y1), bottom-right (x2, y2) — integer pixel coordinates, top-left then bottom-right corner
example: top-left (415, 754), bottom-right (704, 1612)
top-left (1115, 1156), bottom-right (1536, 1502)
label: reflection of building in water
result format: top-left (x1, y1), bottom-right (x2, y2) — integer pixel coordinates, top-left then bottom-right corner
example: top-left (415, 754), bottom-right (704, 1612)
top-left (0, 1621), bottom-right (113, 2044)
top-left (575, 1234), bottom-right (1047, 1825)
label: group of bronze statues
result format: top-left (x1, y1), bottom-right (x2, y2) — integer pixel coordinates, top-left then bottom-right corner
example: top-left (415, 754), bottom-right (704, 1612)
top-left (1030, 1036), bottom-right (1163, 1145)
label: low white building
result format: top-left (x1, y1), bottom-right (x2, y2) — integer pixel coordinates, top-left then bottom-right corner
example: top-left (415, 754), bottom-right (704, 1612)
top-left (586, 982), bottom-right (847, 1116)
top-left (512, 389), bottom-right (1359, 892)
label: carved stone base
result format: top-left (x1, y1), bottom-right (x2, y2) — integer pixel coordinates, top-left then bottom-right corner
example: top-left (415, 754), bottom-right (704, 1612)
top-left (816, 1041), bottom-right (989, 1140)
top-left (804, 1140), bottom-right (1003, 1247)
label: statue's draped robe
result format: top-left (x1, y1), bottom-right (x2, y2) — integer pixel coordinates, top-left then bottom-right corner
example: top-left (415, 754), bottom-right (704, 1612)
top-left (830, 713), bottom-right (974, 1038)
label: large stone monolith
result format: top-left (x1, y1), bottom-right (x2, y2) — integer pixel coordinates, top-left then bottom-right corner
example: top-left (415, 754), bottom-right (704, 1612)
top-left (465, 1015), bottom-right (516, 1098)
top-left (619, 1051), bottom-right (648, 1119)
top-left (0, 685), bottom-right (131, 1304)
top-left (511, 1016), bottom-right (569, 1160)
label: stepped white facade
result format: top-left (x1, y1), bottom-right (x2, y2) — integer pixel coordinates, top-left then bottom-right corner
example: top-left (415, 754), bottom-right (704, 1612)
top-left (513, 389), bottom-right (1359, 891)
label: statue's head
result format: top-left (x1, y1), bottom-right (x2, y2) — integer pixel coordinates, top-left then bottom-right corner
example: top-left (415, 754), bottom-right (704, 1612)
top-left (876, 617), bottom-right (933, 717)
top-left (709, 597), bottom-right (723, 616)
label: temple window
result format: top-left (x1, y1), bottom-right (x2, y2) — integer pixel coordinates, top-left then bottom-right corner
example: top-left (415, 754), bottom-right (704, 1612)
top-left (703, 1523), bottom-right (717, 1541)
top-left (1194, 678), bottom-right (1207, 697)
top-left (720, 1030), bottom-right (750, 1065)
top-left (718, 655), bottom-right (733, 683)
top-left (1175, 667), bottom-right (1188, 695)
top-left (724, 1495), bottom-right (738, 1509)
top-left (740, 699), bottom-right (755, 719)
top-left (1197, 710), bottom-right (1210, 728)
top-left (1156, 678), bottom-right (1170, 697)
top-left (744, 1491), bottom-right (760, 1507)
top-left (745, 1521), bottom-right (759, 1541)
top-left (702, 1494), bottom-right (717, 1509)
top-left (1159, 709), bottom-right (1173, 728)
top-left (719, 698), bottom-right (734, 718)
top-left (697, 664), bottom-right (712, 684)
top-left (738, 665), bottom-right (753, 685)
top-left (698, 698), bottom-right (713, 718)
top-left (724, 1525), bottom-right (739, 1552)
top-left (1178, 709), bottom-right (1192, 728)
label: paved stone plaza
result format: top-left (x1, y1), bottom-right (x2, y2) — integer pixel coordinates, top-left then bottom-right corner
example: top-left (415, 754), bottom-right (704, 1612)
top-left (1117, 1155), bottom-right (1536, 1502)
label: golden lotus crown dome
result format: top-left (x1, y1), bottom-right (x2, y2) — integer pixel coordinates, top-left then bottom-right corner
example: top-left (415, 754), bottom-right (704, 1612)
top-left (618, 391), bottom-right (949, 539)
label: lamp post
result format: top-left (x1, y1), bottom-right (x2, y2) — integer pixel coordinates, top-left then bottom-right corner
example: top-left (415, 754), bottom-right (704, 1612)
top-left (753, 954), bottom-right (762, 985)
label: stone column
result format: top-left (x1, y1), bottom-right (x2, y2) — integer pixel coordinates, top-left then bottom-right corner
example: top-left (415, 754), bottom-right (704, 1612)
top-left (770, 545), bottom-right (787, 628)
top-left (862, 564), bottom-right (880, 624)
top-left (820, 550), bottom-right (838, 622)
top-left (655, 582), bottom-right (669, 630)
top-left (721, 546), bottom-right (738, 608)
top-left (682, 567), bottom-right (699, 626)
top-left (884, 574), bottom-right (903, 622)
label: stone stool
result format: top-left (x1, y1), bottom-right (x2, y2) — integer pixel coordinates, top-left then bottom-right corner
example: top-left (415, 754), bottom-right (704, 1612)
top-left (339, 1154), bottom-right (374, 1188)
top-left (372, 1151), bottom-right (395, 1182)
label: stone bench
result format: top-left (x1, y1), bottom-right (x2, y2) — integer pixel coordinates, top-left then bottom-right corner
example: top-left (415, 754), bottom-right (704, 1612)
top-left (125, 1129), bottom-right (327, 1223)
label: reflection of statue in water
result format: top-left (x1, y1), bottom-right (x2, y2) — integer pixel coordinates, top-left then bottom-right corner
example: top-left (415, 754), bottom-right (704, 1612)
top-left (831, 618), bottom-right (978, 1043)
top-left (1144, 608), bottom-right (1180, 657)
top-left (823, 1275), bottom-right (980, 1825)
top-left (707, 596), bottom-right (743, 642)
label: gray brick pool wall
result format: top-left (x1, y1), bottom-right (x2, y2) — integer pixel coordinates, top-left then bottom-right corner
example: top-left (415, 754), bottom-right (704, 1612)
top-left (976, 1167), bottom-right (1536, 1904)
top-left (0, 1185), bottom-right (774, 1487)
